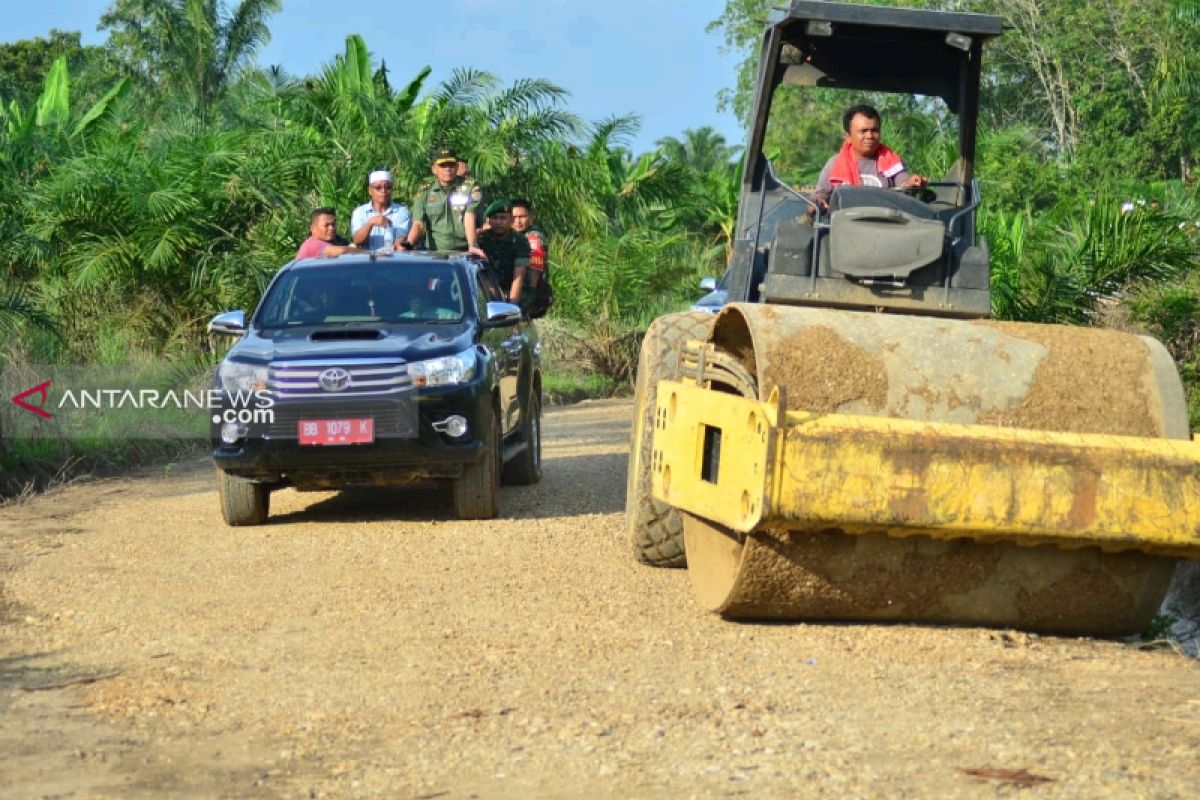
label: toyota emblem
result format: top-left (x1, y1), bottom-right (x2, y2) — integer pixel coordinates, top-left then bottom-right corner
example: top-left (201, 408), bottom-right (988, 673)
top-left (318, 367), bottom-right (352, 392)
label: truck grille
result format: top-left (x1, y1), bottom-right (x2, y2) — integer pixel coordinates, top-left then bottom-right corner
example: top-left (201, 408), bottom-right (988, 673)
top-left (268, 357), bottom-right (410, 398)
top-left (263, 357), bottom-right (417, 439)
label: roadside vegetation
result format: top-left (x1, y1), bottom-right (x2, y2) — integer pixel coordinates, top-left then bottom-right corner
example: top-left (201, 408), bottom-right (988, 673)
top-left (2, 0), bottom-right (1199, 497)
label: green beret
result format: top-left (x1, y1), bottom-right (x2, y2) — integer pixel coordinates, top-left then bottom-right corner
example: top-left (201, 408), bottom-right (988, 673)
top-left (484, 199), bottom-right (511, 217)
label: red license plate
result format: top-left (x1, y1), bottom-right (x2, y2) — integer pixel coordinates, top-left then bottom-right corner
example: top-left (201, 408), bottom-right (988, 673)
top-left (298, 418), bottom-right (375, 445)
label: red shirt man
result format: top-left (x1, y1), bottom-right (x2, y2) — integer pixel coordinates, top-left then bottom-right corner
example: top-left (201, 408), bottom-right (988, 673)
top-left (814, 104), bottom-right (927, 208)
top-left (296, 208), bottom-right (357, 260)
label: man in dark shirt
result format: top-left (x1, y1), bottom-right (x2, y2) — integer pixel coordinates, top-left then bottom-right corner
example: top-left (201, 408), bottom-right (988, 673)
top-left (477, 200), bottom-right (530, 305)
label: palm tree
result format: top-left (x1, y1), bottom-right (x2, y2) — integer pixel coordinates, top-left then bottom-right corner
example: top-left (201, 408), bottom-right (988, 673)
top-left (20, 95), bottom-right (327, 357)
top-left (986, 196), bottom-right (1199, 324)
top-left (402, 68), bottom-right (580, 191)
top-left (293, 35), bottom-right (431, 213)
top-left (570, 117), bottom-right (694, 235)
top-left (697, 159), bottom-right (742, 264)
top-left (1150, 0), bottom-right (1200, 180)
top-left (99, 0), bottom-right (280, 111)
top-left (655, 127), bottom-right (739, 176)
top-left (549, 229), bottom-right (700, 383)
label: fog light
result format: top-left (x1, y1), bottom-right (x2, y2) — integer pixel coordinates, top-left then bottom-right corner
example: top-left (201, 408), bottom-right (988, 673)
top-left (433, 415), bottom-right (469, 438)
top-left (220, 421), bottom-right (249, 444)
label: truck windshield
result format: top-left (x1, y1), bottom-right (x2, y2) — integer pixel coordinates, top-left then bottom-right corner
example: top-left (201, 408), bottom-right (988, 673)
top-left (257, 263), bottom-right (467, 328)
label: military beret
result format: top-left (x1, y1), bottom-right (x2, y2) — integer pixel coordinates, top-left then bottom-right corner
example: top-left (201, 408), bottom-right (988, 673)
top-left (484, 199), bottom-right (512, 217)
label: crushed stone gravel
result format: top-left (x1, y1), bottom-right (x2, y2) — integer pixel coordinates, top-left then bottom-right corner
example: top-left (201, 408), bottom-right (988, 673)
top-left (2, 398), bottom-right (1198, 799)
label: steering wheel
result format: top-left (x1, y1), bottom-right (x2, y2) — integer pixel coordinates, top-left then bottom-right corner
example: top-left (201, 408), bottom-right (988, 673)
top-left (893, 183), bottom-right (937, 203)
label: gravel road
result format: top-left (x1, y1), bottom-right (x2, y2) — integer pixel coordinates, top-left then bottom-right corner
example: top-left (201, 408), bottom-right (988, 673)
top-left (2, 398), bottom-right (1198, 799)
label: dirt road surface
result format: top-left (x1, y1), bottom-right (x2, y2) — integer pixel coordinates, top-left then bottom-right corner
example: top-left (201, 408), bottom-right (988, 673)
top-left (3, 399), bottom-right (1198, 799)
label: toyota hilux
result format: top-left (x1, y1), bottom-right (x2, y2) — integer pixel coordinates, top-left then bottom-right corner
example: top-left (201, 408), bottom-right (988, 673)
top-left (207, 251), bottom-right (542, 524)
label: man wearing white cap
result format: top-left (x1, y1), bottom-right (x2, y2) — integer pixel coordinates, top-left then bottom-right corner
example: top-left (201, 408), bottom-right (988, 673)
top-left (350, 169), bottom-right (413, 252)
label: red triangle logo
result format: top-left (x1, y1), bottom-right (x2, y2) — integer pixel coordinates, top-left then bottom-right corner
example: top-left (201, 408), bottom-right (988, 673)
top-left (11, 380), bottom-right (53, 419)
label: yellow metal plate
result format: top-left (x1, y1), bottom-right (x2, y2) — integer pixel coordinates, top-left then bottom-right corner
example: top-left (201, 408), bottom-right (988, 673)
top-left (651, 380), bottom-right (1200, 559)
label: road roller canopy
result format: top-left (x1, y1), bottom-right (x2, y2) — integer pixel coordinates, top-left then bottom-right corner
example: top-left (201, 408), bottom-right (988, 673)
top-left (745, 2), bottom-right (1003, 171)
top-left (728, 1), bottom-right (1006, 318)
top-left (764, 3), bottom-right (1002, 104)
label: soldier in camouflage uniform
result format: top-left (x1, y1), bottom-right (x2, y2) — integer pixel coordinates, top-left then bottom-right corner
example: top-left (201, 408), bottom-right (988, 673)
top-left (477, 200), bottom-right (530, 306)
top-left (511, 198), bottom-right (552, 318)
top-left (404, 147), bottom-right (485, 255)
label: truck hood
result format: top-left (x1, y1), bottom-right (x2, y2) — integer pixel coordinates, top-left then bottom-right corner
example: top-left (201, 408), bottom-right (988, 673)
top-left (228, 323), bottom-right (475, 364)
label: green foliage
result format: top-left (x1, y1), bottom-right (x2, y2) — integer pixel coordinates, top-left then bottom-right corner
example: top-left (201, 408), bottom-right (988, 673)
top-left (0, 292), bottom-right (60, 345)
top-left (655, 126), bottom-right (739, 176)
top-left (0, 30), bottom-right (100, 108)
top-left (976, 126), bottom-right (1063, 213)
top-left (33, 57), bottom-right (70, 131)
top-left (99, 0), bottom-right (281, 109)
top-left (4, 0), bottom-right (1196, 400)
top-left (552, 232), bottom-right (694, 325)
top-left (987, 199), bottom-right (1200, 324)
top-left (653, 128), bottom-right (742, 261)
top-left (541, 370), bottom-right (623, 406)
top-left (1, 21), bottom-right (733, 386)
top-left (71, 78), bottom-right (131, 140)
top-left (550, 233), bottom-right (716, 382)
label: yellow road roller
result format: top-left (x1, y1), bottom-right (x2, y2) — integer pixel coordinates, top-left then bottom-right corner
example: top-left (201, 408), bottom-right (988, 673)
top-left (625, 1), bottom-right (1200, 635)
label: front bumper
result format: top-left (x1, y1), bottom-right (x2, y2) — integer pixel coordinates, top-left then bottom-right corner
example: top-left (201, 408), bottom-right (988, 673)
top-left (211, 382), bottom-right (491, 487)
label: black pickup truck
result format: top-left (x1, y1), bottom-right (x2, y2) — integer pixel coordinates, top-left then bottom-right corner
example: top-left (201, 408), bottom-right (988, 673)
top-left (207, 252), bottom-right (542, 524)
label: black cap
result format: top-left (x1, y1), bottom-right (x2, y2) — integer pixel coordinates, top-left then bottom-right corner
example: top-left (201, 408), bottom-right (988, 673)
top-left (433, 147), bottom-right (457, 166)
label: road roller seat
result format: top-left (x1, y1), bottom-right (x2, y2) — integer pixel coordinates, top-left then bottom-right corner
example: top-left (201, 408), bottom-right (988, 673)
top-left (827, 188), bottom-right (948, 280)
top-left (758, 177), bottom-right (989, 315)
top-left (764, 186), bottom-right (950, 284)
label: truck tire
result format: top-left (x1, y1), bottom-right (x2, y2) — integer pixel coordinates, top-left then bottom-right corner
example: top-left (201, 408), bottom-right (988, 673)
top-left (626, 311), bottom-right (715, 567)
top-left (217, 469), bottom-right (270, 526)
top-left (502, 389), bottom-right (542, 486)
top-left (454, 407), bottom-right (501, 519)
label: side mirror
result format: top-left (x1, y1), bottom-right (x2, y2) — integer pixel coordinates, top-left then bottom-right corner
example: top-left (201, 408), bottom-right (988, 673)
top-left (208, 310), bottom-right (246, 336)
top-left (484, 301), bottom-right (523, 327)
top-left (699, 276), bottom-right (718, 292)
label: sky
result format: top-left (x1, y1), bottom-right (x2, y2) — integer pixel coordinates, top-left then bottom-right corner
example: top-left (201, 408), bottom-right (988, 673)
top-left (4, 0), bottom-right (748, 155)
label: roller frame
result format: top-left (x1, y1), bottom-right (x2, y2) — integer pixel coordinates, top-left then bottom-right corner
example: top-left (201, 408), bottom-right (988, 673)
top-left (651, 379), bottom-right (1200, 561)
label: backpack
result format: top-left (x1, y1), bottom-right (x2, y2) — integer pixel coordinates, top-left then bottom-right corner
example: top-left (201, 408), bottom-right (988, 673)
top-left (527, 269), bottom-right (553, 320)
top-left (524, 230), bottom-right (553, 319)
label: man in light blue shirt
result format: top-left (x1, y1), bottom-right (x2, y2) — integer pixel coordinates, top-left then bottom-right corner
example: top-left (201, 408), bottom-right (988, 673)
top-left (350, 169), bottom-right (412, 252)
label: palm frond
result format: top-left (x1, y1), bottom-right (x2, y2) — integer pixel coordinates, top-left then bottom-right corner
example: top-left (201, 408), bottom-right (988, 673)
top-left (485, 78), bottom-right (570, 120)
top-left (220, 0), bottom-right (281, 82)
top-left (70, 78), bottom-right (130, 140)
top-left (587, 115), bottom-right (640, 157)
top-left (0, 291), bottom-right (60, 339)
top-left (395, 66), bottom-right (432, 115)
top-left (434, 68), bottom-right (498, 108)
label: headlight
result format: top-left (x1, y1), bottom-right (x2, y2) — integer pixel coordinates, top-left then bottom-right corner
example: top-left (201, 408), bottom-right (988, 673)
top-left (218, 360), bottom-right (268, 392)
top-left (408, 348), bottom-right (477, 387)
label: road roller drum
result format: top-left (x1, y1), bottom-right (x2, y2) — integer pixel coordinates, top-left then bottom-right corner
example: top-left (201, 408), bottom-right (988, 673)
top-left (649, 305), bottom-right (1200, 635)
